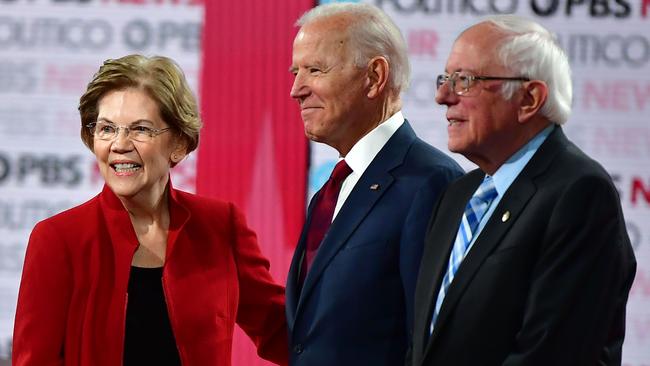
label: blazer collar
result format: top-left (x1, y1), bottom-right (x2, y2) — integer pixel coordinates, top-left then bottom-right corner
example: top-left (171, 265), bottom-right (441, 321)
top-left (424, 127), bottom-right (568, 351)
top-left (97, 178), bottom-right (191, 264)
top-left (287, 121), bottom-right (418, 325)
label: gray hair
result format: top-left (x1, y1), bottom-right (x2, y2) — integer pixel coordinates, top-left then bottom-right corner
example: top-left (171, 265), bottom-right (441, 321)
top-left (297, 2), bottom-right (410, 95)
top-left (482, 15), bottom-right (573, 125)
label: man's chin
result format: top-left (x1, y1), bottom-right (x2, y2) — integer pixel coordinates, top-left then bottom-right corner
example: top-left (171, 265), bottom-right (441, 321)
top-left (305, 132), bottom-right (324, 143)
top-left (304, 126), bottom-right (323, 142)
top-left (447, 142), bottom-right (467, 156)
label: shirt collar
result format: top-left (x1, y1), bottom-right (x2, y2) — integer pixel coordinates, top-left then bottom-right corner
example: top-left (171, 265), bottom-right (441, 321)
top-left (342, 111), bottom-right (404, 176)
top-left (491, 124), bottom-right (555, 196)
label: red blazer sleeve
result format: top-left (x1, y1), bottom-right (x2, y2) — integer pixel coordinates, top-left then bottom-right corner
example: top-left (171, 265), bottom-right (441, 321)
top-left (13, 220), bottom-right (72, 366)
top-left (229, 203), bottom-right (288, 366)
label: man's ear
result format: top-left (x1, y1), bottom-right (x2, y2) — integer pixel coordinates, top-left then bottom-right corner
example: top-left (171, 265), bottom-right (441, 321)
top-left (366, 56), bottom-right (390, 99)
top-left (518, 80), bottom-right (548, 124)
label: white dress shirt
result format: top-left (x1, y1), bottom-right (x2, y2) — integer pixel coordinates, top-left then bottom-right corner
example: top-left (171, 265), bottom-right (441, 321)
top-left (331, 111), bottom-right (405, 220)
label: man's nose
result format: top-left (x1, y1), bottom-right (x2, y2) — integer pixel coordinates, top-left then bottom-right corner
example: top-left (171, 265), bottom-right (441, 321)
top-left (435, 80), bottom-right (456, 105)
top-left (290, 72), bottom-right (308, 99)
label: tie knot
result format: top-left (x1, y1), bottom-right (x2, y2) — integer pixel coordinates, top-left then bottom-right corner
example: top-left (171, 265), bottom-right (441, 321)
top-left (330, 160), bottom-right (353, 184)
top-left (473, 176), bottom-right (498, 204)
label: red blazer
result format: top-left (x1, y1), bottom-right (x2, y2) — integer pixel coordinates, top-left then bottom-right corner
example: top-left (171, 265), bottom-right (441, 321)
top-left (13, 183), bottom-right (288, 366)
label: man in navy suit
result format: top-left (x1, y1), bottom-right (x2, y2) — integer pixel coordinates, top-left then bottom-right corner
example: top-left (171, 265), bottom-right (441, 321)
top-left (286, 3), bottom-right (463, 366)
top-left (409, 15), bottom-right (636, 366)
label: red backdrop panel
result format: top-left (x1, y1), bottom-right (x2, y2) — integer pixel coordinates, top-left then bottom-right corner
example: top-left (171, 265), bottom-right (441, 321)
top-left (198, 1), bottom-right (313, 365)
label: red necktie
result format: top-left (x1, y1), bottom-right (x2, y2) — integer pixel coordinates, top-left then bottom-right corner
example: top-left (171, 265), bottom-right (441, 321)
top-left (301, 160), bottom-right (353, 282)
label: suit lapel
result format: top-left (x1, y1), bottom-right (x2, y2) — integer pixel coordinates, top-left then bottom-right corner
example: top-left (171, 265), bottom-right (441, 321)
top-left (293, 122), bottom-right (418, 322)
top-left (165, 181), bottom-right (191, 261)
top-left (99, 184), bottom-right (139, 251)
top-left (414, 171), bottom-right (481, 358)
top-left (427, 176), bottom-right (537, 346)
top-left (286, 194), bottom-right (319, 329)
top-left (423, 127), bottom-right (568, 354)
top-left (297, 170), bottom-right (395, 311)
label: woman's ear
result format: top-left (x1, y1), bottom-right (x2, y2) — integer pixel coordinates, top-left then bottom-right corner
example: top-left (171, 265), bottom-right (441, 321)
top-left (170, 139), bottom-right (188, 165)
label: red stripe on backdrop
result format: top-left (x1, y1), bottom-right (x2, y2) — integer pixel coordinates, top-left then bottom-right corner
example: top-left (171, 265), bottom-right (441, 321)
top-left (198, 1), bottom-right (313, 365)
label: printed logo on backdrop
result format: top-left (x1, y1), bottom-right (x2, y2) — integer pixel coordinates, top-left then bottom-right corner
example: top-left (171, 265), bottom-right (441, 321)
top-left (373, 0), bottom-right (648, 17)
top-left (0, 18), bottom-right (201, 53)
top-left (0, 151), bottom-right (88, 189)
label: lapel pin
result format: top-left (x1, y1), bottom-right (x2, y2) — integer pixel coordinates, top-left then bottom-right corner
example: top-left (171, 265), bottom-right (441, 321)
top-left (501, 211), bottom-right (511, 222)
top-left (369, 183), bottom-right (380, 190)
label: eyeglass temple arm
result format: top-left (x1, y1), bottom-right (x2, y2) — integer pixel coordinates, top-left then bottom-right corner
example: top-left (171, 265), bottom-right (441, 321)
top-left (474, 76), bottom-right (530, 82)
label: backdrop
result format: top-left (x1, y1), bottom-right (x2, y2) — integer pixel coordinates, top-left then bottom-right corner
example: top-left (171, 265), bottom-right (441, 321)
top-left (0, 0), bottom-right (648, 365)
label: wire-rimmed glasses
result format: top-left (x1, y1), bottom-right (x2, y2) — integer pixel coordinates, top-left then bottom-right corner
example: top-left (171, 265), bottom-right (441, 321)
top-left (436, 72), bottom-right (530, 96)
top-left (86, 121), bottom-right (172, 142)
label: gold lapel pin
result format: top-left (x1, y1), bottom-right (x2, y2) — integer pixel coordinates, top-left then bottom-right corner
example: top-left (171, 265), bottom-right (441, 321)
top-left (501, 211), bottom-right (511, 222)
top-left (370, 184), bottom-right (380, 190)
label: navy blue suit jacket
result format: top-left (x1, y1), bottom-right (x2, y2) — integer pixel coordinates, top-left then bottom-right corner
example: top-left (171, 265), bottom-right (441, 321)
top-left (286, 122), bottom-right (463, 366)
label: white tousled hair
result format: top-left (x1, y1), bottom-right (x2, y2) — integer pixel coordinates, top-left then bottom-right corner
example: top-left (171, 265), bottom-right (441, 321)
top-left (296, 2), bottom-right (411, 95)
top-left (481, 15), bottom-right (573, 125)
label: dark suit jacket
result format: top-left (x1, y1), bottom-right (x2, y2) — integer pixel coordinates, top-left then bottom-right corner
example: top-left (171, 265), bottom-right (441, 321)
top-left (286, 122), bottom-right (463, 366)
top-left (410, 127), bottom-right (636, 366)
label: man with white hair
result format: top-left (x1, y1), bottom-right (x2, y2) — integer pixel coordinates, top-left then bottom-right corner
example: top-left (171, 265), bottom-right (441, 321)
top-left (409, 15), bottom-right (636, 366)
top-left (285, 3), bottom-right (463, 366)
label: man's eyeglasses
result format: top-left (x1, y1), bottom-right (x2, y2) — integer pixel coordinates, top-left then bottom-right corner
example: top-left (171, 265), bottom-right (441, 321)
top-left (86, 121), bottom-right (172, 142)
top-left (436, 72), bottom-right (529, 97)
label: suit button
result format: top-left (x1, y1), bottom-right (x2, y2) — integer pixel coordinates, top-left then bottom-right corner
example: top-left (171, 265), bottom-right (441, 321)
top-left (293, 344), bottom-right (303, 354)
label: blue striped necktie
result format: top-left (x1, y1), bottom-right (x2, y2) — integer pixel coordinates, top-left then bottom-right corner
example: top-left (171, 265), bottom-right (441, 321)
top-left (429, 175), bottom-right (498, 334)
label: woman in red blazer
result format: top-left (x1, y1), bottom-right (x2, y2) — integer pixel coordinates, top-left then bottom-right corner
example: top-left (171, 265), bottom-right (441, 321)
top-left (13, 54), bottom-right (288, 366)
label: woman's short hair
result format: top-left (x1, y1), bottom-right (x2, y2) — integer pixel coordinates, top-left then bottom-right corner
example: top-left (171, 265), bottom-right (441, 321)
top-left (78, 54), bottom-right (202, 152)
